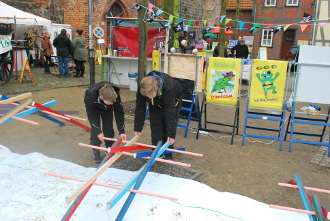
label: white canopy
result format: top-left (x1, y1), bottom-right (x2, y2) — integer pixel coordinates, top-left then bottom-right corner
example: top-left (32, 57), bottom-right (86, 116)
top-left (0, 1), bottom-right (51, 31)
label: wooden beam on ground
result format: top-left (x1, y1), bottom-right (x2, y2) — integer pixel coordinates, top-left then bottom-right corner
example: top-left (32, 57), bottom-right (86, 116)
top-left (0, 93), bottom-right (31, 104)
top-left (103, 137), bottom-right (203, 157)
top-left (32, 101), bottom-right (91, 131)
top-left (65, 135), bottom-right (141, 203)
top-left (115, 142), bottom-right (170, 220)
top-left (289, 179), bottom-right (329, 219)
top-left (0, 98), bottom-right (32, 124)
top-left (107, 141), bottom-right (170, 210)
top-left (278, 183), bottom-right (330, 194)
top-left (78, 143), bottom-right (191, 167)
top-left (45, 172), bottom-right (178, 201)
top-left (61, 137), bottom-right (124, 221)
top-left (0, 100), bottom-right (56, 125)
top-left (270, 204), bottom-right (330, 219)
top-left (0, 114), bottom-right (39, 125)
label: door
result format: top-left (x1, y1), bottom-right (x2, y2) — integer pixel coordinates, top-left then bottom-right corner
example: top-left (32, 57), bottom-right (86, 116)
top-left (281, 29), bottom-right (295, 59)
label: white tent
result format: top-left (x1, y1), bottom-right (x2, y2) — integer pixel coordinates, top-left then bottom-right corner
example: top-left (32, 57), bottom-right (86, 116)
top-left (0, 1), bottom-right (51, 32)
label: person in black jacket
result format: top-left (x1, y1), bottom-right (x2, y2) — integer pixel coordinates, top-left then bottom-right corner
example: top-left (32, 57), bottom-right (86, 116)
top-left (53, 29), bottom-right (73, 78)
top-left (231, 40), bottom-right (249, 59)
top-left (84, 82), bottom-right (126, 163)
top-left (213, 43), bottom-right (228, 58)
top-left (134, 71), bottom-right (183, 160)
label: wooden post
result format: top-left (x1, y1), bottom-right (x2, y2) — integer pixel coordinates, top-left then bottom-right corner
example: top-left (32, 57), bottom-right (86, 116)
top-left (137, 0), bottom-right (148, 84)
top-left (218, 0), bottom-right (227, 58)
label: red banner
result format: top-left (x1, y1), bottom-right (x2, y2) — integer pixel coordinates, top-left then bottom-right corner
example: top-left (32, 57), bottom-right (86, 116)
top-left (112, 27), bottom-right (166, 58)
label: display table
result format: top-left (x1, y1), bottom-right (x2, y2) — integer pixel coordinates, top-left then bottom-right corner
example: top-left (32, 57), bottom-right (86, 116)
top-left (102, 55), bottom-right (164, 87)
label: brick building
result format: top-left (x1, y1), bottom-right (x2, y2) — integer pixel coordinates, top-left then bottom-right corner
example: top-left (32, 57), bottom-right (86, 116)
top-left (252, 0), bottom-right (315, 60)
top-left (1, 0), bottom-right (204, 48)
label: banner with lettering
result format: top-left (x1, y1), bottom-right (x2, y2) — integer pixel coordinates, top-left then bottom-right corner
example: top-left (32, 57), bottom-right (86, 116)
top-left (249, 59), bottom-right (288, 110)
top-left (0, 35), bottom-right (12, 54)
top-left (206, 57), bottom-right (241, 106)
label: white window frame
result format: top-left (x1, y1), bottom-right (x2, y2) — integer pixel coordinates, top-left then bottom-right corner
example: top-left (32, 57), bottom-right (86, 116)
top-left (261, 29), bottom-right (273, 47)
top-left (265, 0), bottom-right (276, 6)
top-left (286, 0), bottom-right (299, 6)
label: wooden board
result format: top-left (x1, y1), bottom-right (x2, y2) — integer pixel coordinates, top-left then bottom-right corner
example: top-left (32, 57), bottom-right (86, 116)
top-left (164, 53), bottom-right (204, 92)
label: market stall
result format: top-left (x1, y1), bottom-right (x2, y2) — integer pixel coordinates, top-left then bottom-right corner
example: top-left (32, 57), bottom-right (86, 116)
top-left (0, 1), bottom-right (52, 72)
top-left (102, 17), bottom-right (168, 87)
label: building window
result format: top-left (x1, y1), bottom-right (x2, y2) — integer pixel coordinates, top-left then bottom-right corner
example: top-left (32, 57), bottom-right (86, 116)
top-left (265, 0), bottom-right (276, 6)
top-left (286, 0), bottom-right (299, 6)
top-left (261, 29), bottom-right (273, 47)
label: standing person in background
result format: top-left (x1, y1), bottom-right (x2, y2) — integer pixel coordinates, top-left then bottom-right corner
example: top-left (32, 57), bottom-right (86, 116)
top-left (40, 32), bottom-right (54, 74)
top-left (213, 43), bottom-right (228, 58)
top-left (134, 71), bottom-right (183, 160)
top-left (72, 29), bottom-right (87, 78)
top-left (53, 29), bottom-right (73, 78)
top-left (231, 40), bottom-right (249, 59)
top-left (84, 82), bottom-right (126, 163)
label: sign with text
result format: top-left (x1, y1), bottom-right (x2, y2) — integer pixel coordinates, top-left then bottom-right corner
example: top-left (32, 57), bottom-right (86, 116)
top-left (0, 35), bottom-right (12, 54)
top-left (249, 59), bottom-right (288, 110)
top-left (206, 57), bottom-right (241, 105)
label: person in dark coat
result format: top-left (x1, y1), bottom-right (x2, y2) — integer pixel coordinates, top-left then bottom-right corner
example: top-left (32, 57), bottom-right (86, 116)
top-left (134, 71), bottom-right (183, 160)
top-left (84, 82), bottom-right (126, 163)
top-left (231, 40), bottom-right (249, 59)
top-left (53, 29), bottom-right (73, 78)
top-left (72, 28), bottom-right (86, 78)
top-left (213, 43), bottom-right (228, 58)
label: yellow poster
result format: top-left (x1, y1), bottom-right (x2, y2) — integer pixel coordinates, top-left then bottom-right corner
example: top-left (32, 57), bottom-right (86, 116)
top-left (249, 59), bottom-right (288, 109)
top-left (95, 50), bottom-right (102, 65)
top-left (152, 50), bottom-right (160, 71)
top-left (206, 57), bottom-right (241, 106)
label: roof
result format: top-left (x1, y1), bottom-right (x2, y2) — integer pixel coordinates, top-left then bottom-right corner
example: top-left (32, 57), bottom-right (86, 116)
top-left (226, 0), bottom-right (253, 10)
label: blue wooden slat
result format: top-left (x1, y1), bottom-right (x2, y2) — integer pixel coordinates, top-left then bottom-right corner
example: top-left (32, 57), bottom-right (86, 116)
top-left (135, 148), bottom-right (185, 158)
top-left (295, 174), bottom-right (317, 221)
top-left (0, 100), bottom-right (56, 125)
top-left (107, 141), bottom-right (170, 210)
top-left (115, 142), bottom-right (171, 220)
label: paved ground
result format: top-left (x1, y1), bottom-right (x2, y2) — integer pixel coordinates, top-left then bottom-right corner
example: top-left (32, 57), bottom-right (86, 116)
top-left (1, 64), bottom-right (330, 213)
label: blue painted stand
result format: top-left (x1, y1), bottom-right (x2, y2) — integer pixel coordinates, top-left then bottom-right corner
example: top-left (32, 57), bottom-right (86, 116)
top-left (242, 97), bottom-right (287, 150)
top-left (287, 102), bottom-right (330, 156)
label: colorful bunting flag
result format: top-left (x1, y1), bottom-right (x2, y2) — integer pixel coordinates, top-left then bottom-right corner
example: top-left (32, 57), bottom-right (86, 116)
top-left (319, 23), bottom-right (327, 28)
top-left (238, 21), bottom-right (245, 31)
top-left (283, 24), bottom-right (290, 32)
top-left (300, 24), bottom-right (308, 32)
top-left (224, 18), bottom-right (232, 25)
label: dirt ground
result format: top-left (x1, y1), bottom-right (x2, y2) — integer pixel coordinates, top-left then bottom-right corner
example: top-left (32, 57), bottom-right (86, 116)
top-left (1, 84), bottom-right (330, 213)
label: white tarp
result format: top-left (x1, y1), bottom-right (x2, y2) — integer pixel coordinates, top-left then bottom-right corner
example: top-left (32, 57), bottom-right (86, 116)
top-left (0, 145), bottom-right (309, 221)
top-left (0, 1), bottom-right (51, 32)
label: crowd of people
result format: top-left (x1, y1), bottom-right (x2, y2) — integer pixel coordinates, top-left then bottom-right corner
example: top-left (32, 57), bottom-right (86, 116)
top-left (176, 33), bottom-right (250, 59)
top-left (41, 28), bottom-right (87, 78)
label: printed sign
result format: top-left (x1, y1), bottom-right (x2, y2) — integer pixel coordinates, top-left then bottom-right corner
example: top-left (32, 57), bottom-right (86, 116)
top-left (206, 57), bottom-right (242, 105)
top-left (249, 59), bottom-right (288, 110)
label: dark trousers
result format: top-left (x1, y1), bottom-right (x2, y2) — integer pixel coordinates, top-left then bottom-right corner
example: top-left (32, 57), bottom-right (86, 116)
top-left (44, 55), bottom-right (51, 73)
top-left (149, 99), bottom-right (183, 152)
top-left (90, 110), bottom-right (115, 151)
top-left (74, 59), bottom-right (85, 77)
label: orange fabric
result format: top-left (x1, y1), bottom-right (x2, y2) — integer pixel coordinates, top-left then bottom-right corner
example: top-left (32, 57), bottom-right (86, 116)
top-left (40, 37), bottom-right (54, 57)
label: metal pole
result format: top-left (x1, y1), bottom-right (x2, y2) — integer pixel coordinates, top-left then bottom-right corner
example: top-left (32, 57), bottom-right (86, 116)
top-left (14, 16), bottom-right (18, 80)
top-left (88, 0), bottom-right (95, 85)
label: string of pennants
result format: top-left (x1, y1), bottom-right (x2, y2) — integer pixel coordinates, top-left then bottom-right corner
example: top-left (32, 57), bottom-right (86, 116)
top-left (131, 2), bottom-right (330, 33)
